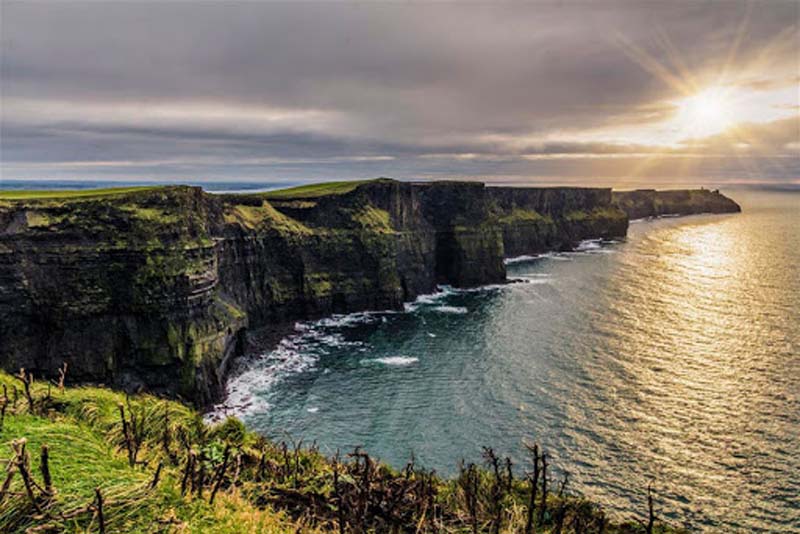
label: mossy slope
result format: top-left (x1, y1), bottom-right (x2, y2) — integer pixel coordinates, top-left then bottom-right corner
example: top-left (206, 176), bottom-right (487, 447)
top-left (0, 370), bottom-right (682, 534)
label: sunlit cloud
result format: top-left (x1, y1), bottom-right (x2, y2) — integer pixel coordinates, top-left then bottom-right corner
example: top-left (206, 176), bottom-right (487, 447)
top-left (1, 1), bottom-right (797, 185)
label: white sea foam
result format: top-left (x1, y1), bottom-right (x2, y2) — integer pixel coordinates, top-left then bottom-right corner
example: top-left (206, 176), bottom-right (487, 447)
top-left (307, 407), bottom-right (319, 413)
top-left (316, 311), bottom-right (382, 328)
top-left (209, 240), bottom-right (610, 422)
top-left (515, 275), bottom-right (553, 285)
top-left (403, 288), bottom-right (452, 311)
top-left (206, 315), bottom-right (370, 421)
top-left (575, 238), bottom-right (603, 251)
top-left (433, 305), bottom-right (468, 314)
top-left (361, 356), bottom-right (419, 366)
top-left (504, 255), bottom-right (539, 265)
top-left (206, 342), bottom-right (316, 422)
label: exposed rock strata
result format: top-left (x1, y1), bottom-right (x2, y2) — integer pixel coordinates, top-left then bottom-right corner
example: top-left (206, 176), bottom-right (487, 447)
top-left (0, 180), bottom-right (738, 405)
top-left (612, 188), bottom-right (741, 220)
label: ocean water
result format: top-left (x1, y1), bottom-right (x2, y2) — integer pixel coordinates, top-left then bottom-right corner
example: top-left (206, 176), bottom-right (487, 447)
top-left (221, 189), bottom-right (794, 531)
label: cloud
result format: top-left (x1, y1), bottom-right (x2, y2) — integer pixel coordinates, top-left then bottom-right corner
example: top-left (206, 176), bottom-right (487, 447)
top-left (1, 1), bottom-right (798, 184)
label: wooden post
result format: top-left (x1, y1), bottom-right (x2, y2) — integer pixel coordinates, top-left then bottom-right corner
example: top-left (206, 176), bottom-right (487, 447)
top-left (14, 439), bottom-right (44, 514)
top-left (57, 362), bottom-right (68, 392)
top-left (118, 403), bottom-right (134, 466)
top-left (16, 369), bottom-right (35, 413)
top-left (333, 451), bottom-right (345, 534)
top-left (95, 487), bottom-right (106, 534)
top-left (0, 463), bottom-right (17, 504)
top-left (40, 444), bottom-right (53, 495)
top-left (150, 461), bottom-right (163, 489)
top-left (181, 451), bottom-right (196, 496)
top-left (524, 443), bottom-right (540, 534)
top-left (538, 452), bottom-right (548, 527)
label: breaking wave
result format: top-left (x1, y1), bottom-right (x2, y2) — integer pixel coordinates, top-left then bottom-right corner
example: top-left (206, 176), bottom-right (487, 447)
top-left (360, 356), bottom-right (419, 366)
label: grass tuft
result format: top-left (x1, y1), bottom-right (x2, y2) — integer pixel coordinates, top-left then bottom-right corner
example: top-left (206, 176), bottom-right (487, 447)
top-left (0, 368), bottom-right (684, 534)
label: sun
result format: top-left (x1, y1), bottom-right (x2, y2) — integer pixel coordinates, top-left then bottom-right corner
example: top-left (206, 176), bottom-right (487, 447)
top-left (672, 86), bottom-right (737, 140)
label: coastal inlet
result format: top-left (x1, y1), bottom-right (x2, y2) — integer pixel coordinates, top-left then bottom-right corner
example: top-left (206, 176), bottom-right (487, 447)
top-left (216, 189), bottom-right (799, 533)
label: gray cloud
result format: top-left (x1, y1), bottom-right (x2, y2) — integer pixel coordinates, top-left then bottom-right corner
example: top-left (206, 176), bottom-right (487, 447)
top-left (1, 0), bottom-right (798, 185)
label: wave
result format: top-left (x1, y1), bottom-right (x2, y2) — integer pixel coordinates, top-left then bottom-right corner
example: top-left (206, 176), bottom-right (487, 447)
top-left (207, 318), bottom-right (369, 421)
top-left (433, 305), bottom-right (468, 314)
top-left (438, 283), bottom-right (509, 294)
top-left (403, 286), bottom-right (456, 312)
top-left (209, 240), bottom-right (613, 422)
top-left (206, 340), bottom-right (316, 422)
top-left (504, 255), bottom-right (540, 265)
top-left (506, 242), bottom-right (612, 264)
top-left (360, 356), bottom-right (419, 366)
top-left (575, 238), bottom-right (603, 251)
top-left (514, 275), bottom-right (553, 285)
top-left (313, 309), bottom-right (400, 328)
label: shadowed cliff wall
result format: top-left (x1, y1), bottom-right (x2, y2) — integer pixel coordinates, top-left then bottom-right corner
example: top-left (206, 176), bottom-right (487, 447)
top-left (612, 189), bottom-right (741, 220)
top-left (0, 180), bottom-right (735, 404)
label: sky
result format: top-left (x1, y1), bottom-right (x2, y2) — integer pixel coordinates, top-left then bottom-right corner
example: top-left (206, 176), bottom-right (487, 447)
top-left (1, 1), bottom-right (798, 188)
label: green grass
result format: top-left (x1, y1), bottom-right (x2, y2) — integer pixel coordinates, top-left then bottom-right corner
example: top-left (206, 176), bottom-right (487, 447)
top-left (0, 372), bottom-right (300, 533)
top-left (0, 186), bottom-right (158, 201)
top-left (261, 179), bottom-right (379, 200)
top-left (0, 368), bottom-right (684, 534)
top-left (223, 202), bottom-right (313, 234)
top-left (565, 207), bottom-right (627, 222)
top-left (498, 208), bottom-right (552, 225)
top-left (348, 205), bottom-right (393, 232)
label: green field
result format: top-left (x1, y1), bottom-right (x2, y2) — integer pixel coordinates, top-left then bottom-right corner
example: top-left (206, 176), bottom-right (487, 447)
top-left (260, 179), bottom-right (379, 199)
top-left (0, 186), bottom-right (158, 200)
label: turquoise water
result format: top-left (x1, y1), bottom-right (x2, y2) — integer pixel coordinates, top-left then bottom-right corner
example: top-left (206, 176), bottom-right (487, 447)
top-left (219, 190), bottom-right (799, 532)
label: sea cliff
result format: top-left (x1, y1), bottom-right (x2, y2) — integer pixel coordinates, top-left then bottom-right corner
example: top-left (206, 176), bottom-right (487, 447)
top-left (0, 180), bottom-right (739, 404)
top-left (612, 188), bottom-right (741, 220)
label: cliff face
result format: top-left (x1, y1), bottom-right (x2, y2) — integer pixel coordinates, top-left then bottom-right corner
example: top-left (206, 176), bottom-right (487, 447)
top-left (487, 187), bottom-right (628, 257)
top-left (612, 189), bottom-right (741, 220)
top-left (0, 187), bottom-right (245, 404)
top-left (1, 180), bottom-right (735, 405)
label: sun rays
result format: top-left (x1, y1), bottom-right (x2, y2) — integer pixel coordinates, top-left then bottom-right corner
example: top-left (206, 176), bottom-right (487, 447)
top-left (610, 6), bottom-right (799, 184)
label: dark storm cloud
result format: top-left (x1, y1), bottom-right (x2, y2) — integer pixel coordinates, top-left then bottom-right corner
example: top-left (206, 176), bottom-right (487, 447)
top-left (1, 0), bottom-right (798, 184)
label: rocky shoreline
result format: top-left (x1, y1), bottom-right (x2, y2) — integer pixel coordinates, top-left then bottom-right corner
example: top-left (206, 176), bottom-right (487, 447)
top-left (0, 179), bottom-right (740, 406)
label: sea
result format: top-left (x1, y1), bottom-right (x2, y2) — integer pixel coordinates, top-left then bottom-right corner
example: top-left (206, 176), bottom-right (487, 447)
top-left (215, 189), bottom-right (799, 533)
top-left (5, 180), bottom-right (798, 532)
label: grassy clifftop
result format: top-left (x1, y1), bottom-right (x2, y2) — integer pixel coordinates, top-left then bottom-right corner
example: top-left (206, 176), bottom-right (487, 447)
top-left (261, 180), bottom-right (377, 200)
top-left (0, 186), bottom-right (159, 201)
top-left (0, 370), bottom-right (681, 534)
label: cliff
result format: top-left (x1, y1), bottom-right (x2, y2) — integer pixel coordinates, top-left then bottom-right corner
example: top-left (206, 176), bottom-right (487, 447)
top-left (612, 188), bottom-right (741, 220)
top-left (489, 186), bottom-right (628, 257)
top-left (0, 187), bottom-right (245, 404)
top-left (0, 180), bottom-right (735, 404)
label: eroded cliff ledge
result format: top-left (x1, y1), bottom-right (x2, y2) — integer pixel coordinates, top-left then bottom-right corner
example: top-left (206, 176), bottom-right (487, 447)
top-left (612, 188), bottom-right (741, 220)
top-left (0, 180), bottom-right (739, 405)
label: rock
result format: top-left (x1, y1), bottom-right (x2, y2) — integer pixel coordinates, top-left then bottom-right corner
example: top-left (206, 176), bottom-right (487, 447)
top-left (612, 188), bottom-right (741, 220)
top-left (0, 180), bottom-right (738, 405)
